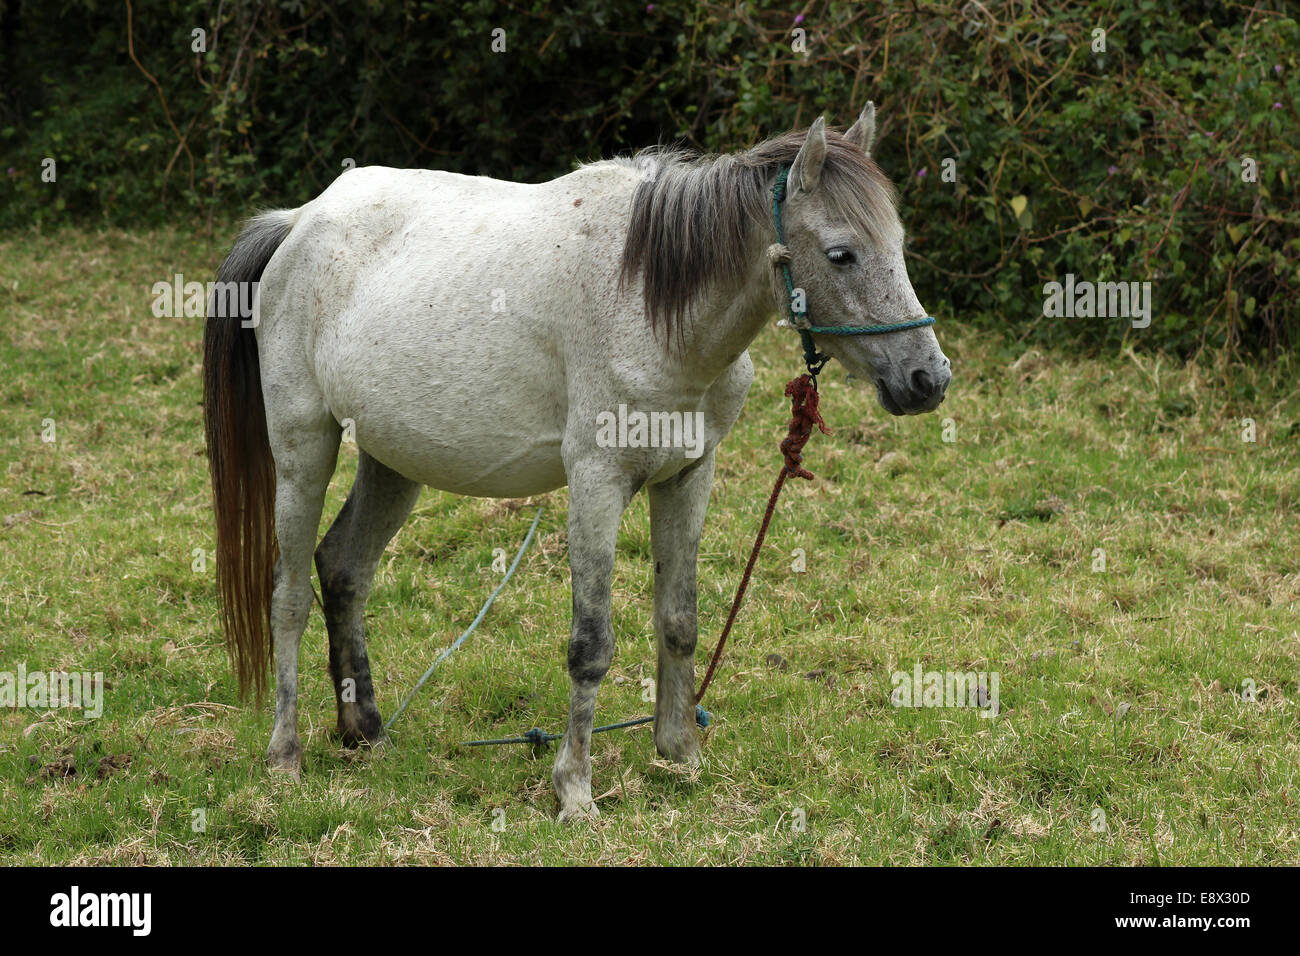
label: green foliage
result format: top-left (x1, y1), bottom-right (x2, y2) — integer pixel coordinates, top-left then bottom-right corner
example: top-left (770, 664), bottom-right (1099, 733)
top-left (680, 1), bottom-right (1300, 357)
top-left (1, 0), bottom-right (1296, 356)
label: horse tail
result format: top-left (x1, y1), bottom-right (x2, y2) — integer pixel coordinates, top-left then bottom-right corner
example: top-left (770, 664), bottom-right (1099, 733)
top-left (202, 210), bottom-right (297, 702)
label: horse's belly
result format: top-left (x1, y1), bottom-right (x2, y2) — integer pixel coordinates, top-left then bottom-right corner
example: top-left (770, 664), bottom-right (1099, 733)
top-left (318, 337), bottom-right (568, 497)
top-left (359, 422), bottom-right (567, 498)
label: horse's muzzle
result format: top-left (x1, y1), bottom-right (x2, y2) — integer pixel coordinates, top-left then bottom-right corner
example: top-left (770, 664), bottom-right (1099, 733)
top-left (877, 356), bottom-right (950, 415)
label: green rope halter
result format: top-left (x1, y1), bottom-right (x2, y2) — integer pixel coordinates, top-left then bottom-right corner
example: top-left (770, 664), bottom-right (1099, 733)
top-left (771, 165), bottom-right (936, 376)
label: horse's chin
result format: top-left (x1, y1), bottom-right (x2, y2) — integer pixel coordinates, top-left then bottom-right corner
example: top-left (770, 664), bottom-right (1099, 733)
top-left (844, 370), bottom-right (909, 416)
top-left (874, 379), bottom-right (906, 416)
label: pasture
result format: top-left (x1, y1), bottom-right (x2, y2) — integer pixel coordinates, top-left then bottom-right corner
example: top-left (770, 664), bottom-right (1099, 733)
top-left (1, 224), bottom-right (1297, 865)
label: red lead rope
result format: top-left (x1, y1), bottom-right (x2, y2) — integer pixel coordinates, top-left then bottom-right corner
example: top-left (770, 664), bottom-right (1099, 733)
top-left (695, 374), bottom-right (831, 703)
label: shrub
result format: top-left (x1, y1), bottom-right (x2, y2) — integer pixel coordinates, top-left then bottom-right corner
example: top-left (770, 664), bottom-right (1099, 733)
top-left (1, 0), bottom-right (1295, 357)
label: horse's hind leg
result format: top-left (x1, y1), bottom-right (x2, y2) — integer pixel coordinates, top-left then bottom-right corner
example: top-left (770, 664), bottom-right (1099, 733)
top-left (314, 451), bottom-right (421, 746)
top-left (265, 410), bottom-right (340, 777)
top-left (647, 450), bottom-right (714, 765)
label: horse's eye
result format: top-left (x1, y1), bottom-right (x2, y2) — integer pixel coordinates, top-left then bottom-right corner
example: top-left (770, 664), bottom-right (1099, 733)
top-left (826, 247), bottom-right (856, 267)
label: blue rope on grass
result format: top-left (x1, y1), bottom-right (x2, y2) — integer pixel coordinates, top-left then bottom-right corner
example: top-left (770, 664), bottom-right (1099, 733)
top-left (460, 705), bottom-right (710, 748)
top-left (384, 506), bottom-right (545, 732)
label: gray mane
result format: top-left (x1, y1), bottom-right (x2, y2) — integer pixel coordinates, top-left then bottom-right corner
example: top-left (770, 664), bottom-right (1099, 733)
top-left (618, 128), bottom-right (899, 347)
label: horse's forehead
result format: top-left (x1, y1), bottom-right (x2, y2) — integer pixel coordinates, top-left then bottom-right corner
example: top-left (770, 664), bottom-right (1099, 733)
top-left (791, 194), bottom-right (904, 249)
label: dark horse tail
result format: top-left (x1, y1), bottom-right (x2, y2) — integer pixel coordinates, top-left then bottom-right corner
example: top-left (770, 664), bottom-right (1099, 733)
top-left (202, 210), bottom-right (297, 702)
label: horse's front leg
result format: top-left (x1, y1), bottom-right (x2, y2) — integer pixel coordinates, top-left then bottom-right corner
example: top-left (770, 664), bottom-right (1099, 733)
top-left (647, 449), bottom-right (714, 765)
top-left (553, 459), bottom-right (638, 823)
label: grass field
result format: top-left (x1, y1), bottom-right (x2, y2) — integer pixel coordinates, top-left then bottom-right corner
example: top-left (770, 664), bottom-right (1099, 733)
top-left (1, 224), bottom-right (1297, 865)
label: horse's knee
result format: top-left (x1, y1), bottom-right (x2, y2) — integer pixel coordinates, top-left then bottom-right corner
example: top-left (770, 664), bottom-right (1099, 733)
top-left (659, 610), bottom-right (697, 657)
top-left (567, 612), bottom-right (613, 684)
top-left (317, 564), bottom-right (358, 619)
top-left (313, 523), bottom-right (348, 590)
top-left (316, 546), bottom-right (374, 641)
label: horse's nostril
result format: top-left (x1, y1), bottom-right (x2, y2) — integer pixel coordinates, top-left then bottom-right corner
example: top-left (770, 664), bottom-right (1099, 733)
top-left (911, 368), bottom-right (933, 396)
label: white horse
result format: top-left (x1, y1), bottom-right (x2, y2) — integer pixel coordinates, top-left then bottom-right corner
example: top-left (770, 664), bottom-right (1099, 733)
top-left (202, 102), bottom-right (950, 821)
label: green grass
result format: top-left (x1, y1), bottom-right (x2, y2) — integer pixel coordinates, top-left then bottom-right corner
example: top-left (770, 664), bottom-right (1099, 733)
top-left (1, 224), bottom-right (1298, 865)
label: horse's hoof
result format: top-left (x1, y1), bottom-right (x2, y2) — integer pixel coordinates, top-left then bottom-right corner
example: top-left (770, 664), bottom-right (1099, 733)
top-left (557, 801), bottom-right (600, 825)
top-left (266, 741), bottom-right (303, 779)
top-left (337, 705), bottom-right (385, 748)
top-left (654, 733), bottom-right (700, 767)
top-left (339, 724), bottom-right (385, 749)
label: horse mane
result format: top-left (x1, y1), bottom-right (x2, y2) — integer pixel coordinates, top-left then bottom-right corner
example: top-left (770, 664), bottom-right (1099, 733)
top-left (618, 127), bottom-right (899, 348)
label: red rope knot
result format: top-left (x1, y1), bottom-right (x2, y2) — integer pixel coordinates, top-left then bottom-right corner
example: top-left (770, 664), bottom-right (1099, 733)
top-left (694, 373), bottom-right (832, 704)
top-left (779, 374), bottom-right (831, 480)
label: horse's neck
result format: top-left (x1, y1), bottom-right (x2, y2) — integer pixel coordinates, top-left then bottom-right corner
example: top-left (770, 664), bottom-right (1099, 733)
top-left (675, 230), bottom-right (776, 378)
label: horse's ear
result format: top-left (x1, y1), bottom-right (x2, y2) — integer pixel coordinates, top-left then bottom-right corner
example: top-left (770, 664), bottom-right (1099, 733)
top-left (790, 116), bottom-right (827, 194)
top-left (844, 101), bottom-right (877, 156)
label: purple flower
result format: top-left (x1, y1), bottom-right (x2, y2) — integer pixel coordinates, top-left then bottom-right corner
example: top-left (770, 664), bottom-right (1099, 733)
top-left (1275, 64), bottom-right (1283, 75)
top-left (6, 167), bottom-right (14, 176)
top-left (917, 167), bottom-right (927, 178)
top-left (1274, 102), bottom-right (1283, 110)
top-left (1107, 165), bottom-right (1118, 175)
top-left (645, 3), bottom-right (655, 11)
top-left (794, 13), bottom-right (805, 24)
